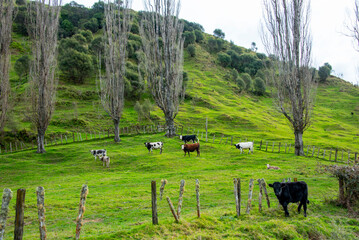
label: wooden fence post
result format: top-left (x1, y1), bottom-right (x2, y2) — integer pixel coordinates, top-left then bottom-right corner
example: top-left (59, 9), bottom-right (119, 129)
top-left (76, 185), bottom-right (89, 240)
top-left (294, 178), bottom-right (298, 182)
top-left (233, 178), bottom-right (240, 217)
top-left (14, 189), bottom-right (26, 240)
top-left (231, 136), bottom-right (233, 146)
top-left (196, 179), bottom-right (200, 218)
top-left (177, 180), bottom-right (185, 220)
top-left (159, 179), bottom-right (167, 201)
top-left (212, 134), bottom-right (215, 144)
top-left (151, 181), bottom-right (158, 225)
top-left (258, 179), bottom-right (263, 212)
top-left (261, 178), bottom-right (270, 208)
top-left (323, 150), bottom-right (326, 159)
top-left (278, 142), bottom-right (281, 153)
top-left (65, 135), bottom-right (68, 144)
top-left (36, 187), bottom-right (47, 240)
top-left (246, 179), bottom-right (254, 214)
top-left (10, 143), bottom-right (12, 153)
top-left (335, 149), bottom-right (338, 162)
top-left (166, 197), bottom-right (179, 222)
top-left (355, 152), bottom-right (358, 163)
top-left (329, 150), bottom-right (332, 161)
top-left (219, 135), bottom-right (224, 144)
top-left (205, 118), bottom-right (208, 142)
top-left (285, 143), bottom-right (288, 153)
top-left (348, 151), bottom-right (351, 163)
top-left (307, 145), bottom-right (309, 156)
top-left (0, 188), bottom-right (12, 240)
top-left (272, 142), bottom-right (275, 153)
top-left (341, 150), bottom-right (344, 162)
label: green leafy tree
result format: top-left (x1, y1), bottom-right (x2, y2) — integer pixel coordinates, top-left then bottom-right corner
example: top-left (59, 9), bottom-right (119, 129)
top-left (213, 28), bottom-right (225, 39)
top-left (84, 18), bottom-right (99, 33)
top-left (80, 30), bottom-right (93, 43)
top-left (187, 44), bottom-right (196, 57)
top-left (217, 52), bottom-right (231, 67)
top-left (253, 77), bottom-right (266, 95)
top-left (318, 65), bottom-right (331, 82)
top-left (59, 19), bottom-right (75, 38)
top-left (14, 55), bottom-right (30, 81)
top-left (240, 73), bottom-right (252, 91)
top-left (236, 76), bottom-right (246, 92)
top-left (194, 29), bottom-right (204, 43)
top-left (231, 68), bottom-right (239, 81)
top-left (183, 31), bottom-right (195, 47)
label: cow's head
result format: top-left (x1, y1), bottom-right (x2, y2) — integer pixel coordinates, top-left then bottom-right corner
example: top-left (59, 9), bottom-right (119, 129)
top-left (269, 182), bottom-right (285, 197)
top-left (179, 135), bottom-right (182, 140)
top-left (144, 142), bottom-right (148, 147)
top-left (90, 150), bottom-right (95, 155)
top-left (181, 145), bottom-right (184, 150)
top-left (234, 144), bottom-right (241, 149)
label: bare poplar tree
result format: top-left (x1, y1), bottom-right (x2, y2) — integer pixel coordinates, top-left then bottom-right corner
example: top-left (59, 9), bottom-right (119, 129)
top-left (100, 0), bottom-right (132, 143)
top-left (140, 0), bottom-right (185, 137)
top-left (261, 0), bottom-right (316, 156)
top-left (0, 0), bottom-right (14, 132)
top-left (346, 0), bottom-right (359, 52)
top-left (27, 0), bottom-right (61, 153)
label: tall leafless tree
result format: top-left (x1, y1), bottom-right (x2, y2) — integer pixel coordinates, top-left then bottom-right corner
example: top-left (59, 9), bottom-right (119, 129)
top-left (0, 0), bottom-right (14, 132)
top-left (27, 0), bottom-right (61, 153)
top-left (100, 0), bottom-right (132, 143)
top-left (261, 0), bottom-right (316, 156)
top-left (140, 0), bottom-right (185, 137)
top-left (347, 0), bottom-right (359, 52)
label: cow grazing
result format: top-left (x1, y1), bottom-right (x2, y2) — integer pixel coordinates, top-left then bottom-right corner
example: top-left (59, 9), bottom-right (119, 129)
top-left (182, 142), bottom-right (200, 157)
top-left (90, 149), bottom-right (107, 160)
top-left (268, 181), bottom-right (309, 217)
top-left (144, 142), bottom-right (163, 154)
top-left (100, 155), bottom-right (110, 168)
top-left (234, 142), bottom-right (253, 154)
top-left (267, 164), bottom-right (280, 170)
top-left (179, 134), bottom-right (198, 143)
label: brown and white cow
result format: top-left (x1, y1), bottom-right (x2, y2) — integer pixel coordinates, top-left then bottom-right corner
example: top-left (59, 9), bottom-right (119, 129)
top-left (181, 142), bottom-right (200, 157)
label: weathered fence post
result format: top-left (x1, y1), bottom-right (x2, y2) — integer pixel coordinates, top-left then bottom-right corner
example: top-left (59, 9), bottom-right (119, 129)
top-left (65, 135), bottom-right (68, 144)
top-left (348, 151), bottom-right (351, 163)
top-left (159, 179), bottom-right (167, 201)
top-left (258, 179), bottom-right (263, 212)
top-left (196, 179), bottom-right (200, 218)
top-left (14, 189), bottom-right (26, 240)
top-left (323, 150), bottom-right (326, 159)
top-left (205, 117), bottom-right (208, 142)
top-left (10, 143), bottom-right (12, 153)
top-left (307, 145), bottom-right (309, 156)
top-left (151, 181), bottom-right (158, 225)
top-left (36, 187), bottom-right (47, 240)
top-left (0, 188), bottom-right (12, 240)
top-left (76, 185), bottom-right (89, 240)
top-left (329, 150), bottom-right (332, 161)
top-left (261, 178), bottom-right (270, 208)
top-left (355, 152), bottom-right (358, 163)
top-left (341, 150), bottom-right (344, 162)
top-left (212, 134), bottom-right (215, 144)
top-left (294, 178), bottom-right (298, 182)
top-left (272, 142), bottom-right (275, 153)
top-left (177, 180), bottom-right (185, 220)
top-left (335, 149), bottom-right (338, 162)
top-left (231, 136), bottom-right (233, 146)
top-left (219, 135), bottom-right (223, 144)
top-left (278, 142), bottom-right (281, 153)
top-left (246, 179), bottom-right (254, 214)
top-left (285, 143), bottom-right (288, 153)
top-left (288, 143), bottom-right (291, 153)
top-left (233, 178), bottom-right (241, 217)
top-left (166, 197), bottom-right (179, 222)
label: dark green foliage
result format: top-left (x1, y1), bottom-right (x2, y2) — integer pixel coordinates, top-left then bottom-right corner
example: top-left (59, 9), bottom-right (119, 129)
top-left (89, 36), bottom-right (103, 55)
top-left (253, 77), bottom-right (266, 95)
top-left (131, 22), bottom-right (140, 34)
top-left (194, 29), bottom-right (204, 43)
top-left (318, 65), bottom-right (331, 82)
top-left (231, 68), bottom-right (239, 81)
top-left (124, 62), bottom-right (144, 99)
top-left (213, 28), bottom-right (225, 39)
top-left (208, 38), bottom-right (224, 53)
top-left (84, 18), bottom-right (99, 33)
top-left (324, 62), bottom-right (332, 72)
top-left (59, 19), bottom-right (75, 38)
top-left (183, 31), bottom-right (195, 47)
top-left (183, 20), bottom-right (204, 32)
top-left (240, 73), bottom-right (252, 91)
top-left (13, 5), bottom-right (27, 36)
top-left (236, 76), bottom-right (246, 92)
top-left (187, 44), bottom-right (196, 57)
top-left (217, 52), bottom-right (231, 67)
top-left (238, 53), bottom-right (263, 76)
top-left (58, 36), bottom-right (93, 84)
top-left (230, 41), bottom-right (243, 55)
top-left (14, 55), bottom-right (30, 81)
top-left (256, 52), bottom-right (266, 60)
top-left (80, 30), bottom-right (93, 43)
top-left (226, 50), bottom-right (240, 69)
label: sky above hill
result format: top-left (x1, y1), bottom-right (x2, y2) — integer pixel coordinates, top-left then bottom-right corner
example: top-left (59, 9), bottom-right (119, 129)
top-left (63, 0), bottom-right (359, 84)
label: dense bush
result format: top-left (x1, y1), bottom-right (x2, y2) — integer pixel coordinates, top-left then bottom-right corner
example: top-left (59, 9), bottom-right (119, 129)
top-left (240, 73), bottom-right (252, 91)
top-left (14, 55), bottom-right (30, 82)
top-left (183, 31), bottom-right (196, 47)
top-left (208, 38), bottom-right (224, 53)
top-left (194, 30), bottom-right (204, 43)
top-left (236, 76), bottom-right (246, 93)
top-left (213, 28), bottom-right (225, 39)
top-left (318, 63), bottom-right (331, 82)
top-left (217, 52), bottom-right (231, 67)
top-left (253, 77), bottom-right (266, 96)
top-left (187, 44), bottom-right (196, 57)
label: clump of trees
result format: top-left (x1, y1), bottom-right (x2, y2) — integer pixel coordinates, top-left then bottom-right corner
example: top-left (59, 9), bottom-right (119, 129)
top-left (318, 63), bottom-right (332, 82)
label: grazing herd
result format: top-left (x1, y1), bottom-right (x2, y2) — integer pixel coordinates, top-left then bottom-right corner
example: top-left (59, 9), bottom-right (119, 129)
top-left (89, 134), bottom-right (310, 217)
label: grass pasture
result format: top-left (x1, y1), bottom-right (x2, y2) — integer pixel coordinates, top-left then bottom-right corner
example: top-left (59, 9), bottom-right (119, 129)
top-left (1, 133), bottom-right (358, 239)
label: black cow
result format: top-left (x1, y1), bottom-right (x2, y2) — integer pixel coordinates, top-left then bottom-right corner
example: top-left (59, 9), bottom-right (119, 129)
top-left (268, 181), bottom-right (309, 217)
top-left (179, 134), bottom-right (197, 143)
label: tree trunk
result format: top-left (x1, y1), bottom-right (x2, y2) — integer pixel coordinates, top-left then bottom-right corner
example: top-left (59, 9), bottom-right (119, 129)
top-left (37, 129), bottom-right (46, 153)
top-left (294, 130), bottom-right (304, 156)
top-left (164, 114), bottom-right (176, 137)
top-left (114, 119), bottom-right (120, 143)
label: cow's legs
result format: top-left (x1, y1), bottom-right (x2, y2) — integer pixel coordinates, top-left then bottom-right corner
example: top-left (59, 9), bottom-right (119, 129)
top-left (160, 148), bottom-right (162, 154)
top-left (282, 203), bottom-right (289, 217)
top-left (303, 201), bottom-right (307, 217)
top-left (298, 202), bottom-right (303, 213)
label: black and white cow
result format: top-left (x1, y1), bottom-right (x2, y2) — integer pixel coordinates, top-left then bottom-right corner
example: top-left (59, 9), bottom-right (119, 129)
top-left (268, 181), bottom-right (310, 217)
top-left (234, 142), bottom-right (253, 154)
top-left (144, 142), bottom-right (163, 154)
top-left (179, 135), bottom-right (198, 143)
top-left (90, 149), bottom-right (107, 160)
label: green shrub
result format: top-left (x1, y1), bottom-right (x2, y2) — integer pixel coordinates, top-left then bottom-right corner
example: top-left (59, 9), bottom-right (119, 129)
top-left (187, 44), bottom-right (196, 57)
top-left (217, 52), bottom-right (231, 67)
top-left (253, 77), bottom-right (266, 96)
top-left (240, 73), bottom-right (252, 91)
